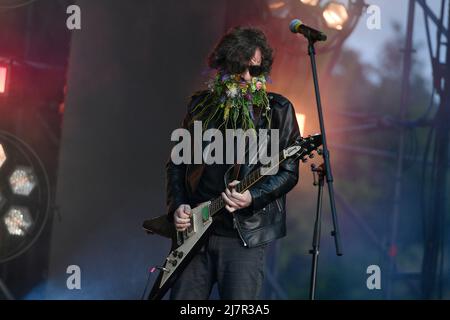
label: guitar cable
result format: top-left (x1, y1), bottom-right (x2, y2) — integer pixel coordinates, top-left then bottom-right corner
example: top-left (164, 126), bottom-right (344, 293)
top-left (140, 266), bottom-right (157, 300)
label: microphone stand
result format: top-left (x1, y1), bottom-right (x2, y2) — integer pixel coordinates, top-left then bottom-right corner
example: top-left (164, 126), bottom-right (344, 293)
top-left (305, 36), bottom-right (343, 300)
top-left (309, 163), bottom-right (325, 300)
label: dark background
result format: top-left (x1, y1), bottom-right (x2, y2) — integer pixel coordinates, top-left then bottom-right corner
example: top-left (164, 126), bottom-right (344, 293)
top-left (0, 0), bottom-right (448, 299)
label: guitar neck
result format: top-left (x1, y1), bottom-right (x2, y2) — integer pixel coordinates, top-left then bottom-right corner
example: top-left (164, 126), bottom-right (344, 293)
top-left (209, 151), bottom-right (288, 217)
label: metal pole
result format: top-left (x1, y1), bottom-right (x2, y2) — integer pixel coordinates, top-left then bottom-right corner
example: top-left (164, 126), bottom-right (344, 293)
top-left (421, 0), bottom-right (450, 299)
top-left (386, 0), bottom-right (416, 299)
top-left (309, 164), bottom-right (325, 300)
top-left (307, 40), bottom-right (343, 257)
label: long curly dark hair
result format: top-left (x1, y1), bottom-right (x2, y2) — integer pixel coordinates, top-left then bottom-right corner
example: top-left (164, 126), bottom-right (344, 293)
top-left (207, 26), bottom-right (274, 75)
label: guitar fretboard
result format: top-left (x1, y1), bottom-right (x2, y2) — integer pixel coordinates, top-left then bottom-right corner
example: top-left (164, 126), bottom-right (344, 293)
top-left (209, 151), bottom-right (287, 217)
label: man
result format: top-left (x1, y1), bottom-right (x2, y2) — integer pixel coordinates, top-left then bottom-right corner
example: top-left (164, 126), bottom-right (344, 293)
top-left (166, 26), bottom-right (301, 300)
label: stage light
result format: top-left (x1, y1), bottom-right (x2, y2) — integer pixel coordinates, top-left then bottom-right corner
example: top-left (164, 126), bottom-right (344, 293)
top-left (3, 206), bottom-right (33, 236)
top-left (0, 144), bottom-right (6, 168)
top-left (267, 0), bottom-right (290, 18)
top-left (296, 113), bottom-right (306, 136)
top-left (300, 0), bottom-right (320, 6)
top-left (323, 2), bottom-right (349, 30)
top-left (0, 64), bottom-right (8, 95)
top-left (0, 131), bottom-right (51, 263)
top-left (9, 167), bottom-right (37, 196)
top-left (268, 1), bottom-right (286, 10)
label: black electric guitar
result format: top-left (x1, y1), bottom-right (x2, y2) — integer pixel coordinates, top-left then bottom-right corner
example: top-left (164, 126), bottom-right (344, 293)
top-left (142, 134), bottom-right (322, 300)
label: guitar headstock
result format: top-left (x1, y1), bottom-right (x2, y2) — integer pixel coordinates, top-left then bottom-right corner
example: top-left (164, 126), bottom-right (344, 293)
top-left (283, 134), bottom-right (323, 161)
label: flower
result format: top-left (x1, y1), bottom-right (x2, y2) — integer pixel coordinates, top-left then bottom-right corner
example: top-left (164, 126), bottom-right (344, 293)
top-left (231, 74), bottom-right (241, 82)
top-left (207, 79), bottom-right (215, 92)
top-left (226, 86), bottom-right (238, 98)
top-left (193, 70), bottom-right (271, 131)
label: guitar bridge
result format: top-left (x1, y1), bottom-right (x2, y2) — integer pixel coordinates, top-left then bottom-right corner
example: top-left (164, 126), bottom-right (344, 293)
top-left (186, 213), bottom-right (197, 236)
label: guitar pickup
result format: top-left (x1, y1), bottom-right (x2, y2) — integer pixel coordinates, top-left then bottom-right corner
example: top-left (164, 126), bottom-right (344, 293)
top-left (201, 206), bottom-right (210, 224)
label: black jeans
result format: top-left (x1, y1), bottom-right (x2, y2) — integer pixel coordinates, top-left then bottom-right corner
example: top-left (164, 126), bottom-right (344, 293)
top-left (170, 234), bottom-right (267, 300)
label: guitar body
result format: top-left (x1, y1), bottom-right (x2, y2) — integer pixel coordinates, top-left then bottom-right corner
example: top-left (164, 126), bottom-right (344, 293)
top-left (143, 201), bottom-right (215, 300)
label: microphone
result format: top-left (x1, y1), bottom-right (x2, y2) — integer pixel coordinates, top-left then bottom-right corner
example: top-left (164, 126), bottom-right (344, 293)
top-left (289, 19), bottom-right (327, 42)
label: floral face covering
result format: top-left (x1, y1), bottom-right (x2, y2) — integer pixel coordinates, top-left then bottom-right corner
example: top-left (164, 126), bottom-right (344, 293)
top-left (191, 71), bottom-right (271, 130)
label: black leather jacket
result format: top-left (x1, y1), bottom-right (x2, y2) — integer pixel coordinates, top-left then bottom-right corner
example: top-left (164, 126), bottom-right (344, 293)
top-left (166, 91), bottom-right (301, 247)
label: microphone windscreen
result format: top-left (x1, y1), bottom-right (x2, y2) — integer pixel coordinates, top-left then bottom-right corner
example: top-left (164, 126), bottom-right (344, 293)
top-left (289, 19), bottom-right (302, 33)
